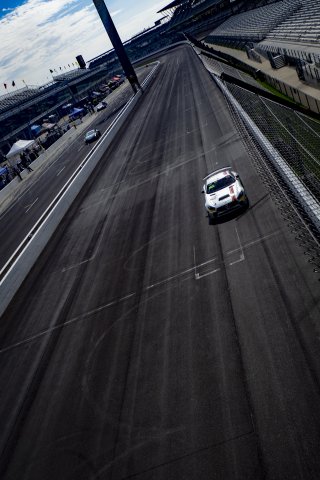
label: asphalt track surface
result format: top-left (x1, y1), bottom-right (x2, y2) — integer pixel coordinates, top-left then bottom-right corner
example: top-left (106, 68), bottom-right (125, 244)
top-left (0, 45), bottom-right (320, 479)
top-left (0, 65), bottom-right (153, 270)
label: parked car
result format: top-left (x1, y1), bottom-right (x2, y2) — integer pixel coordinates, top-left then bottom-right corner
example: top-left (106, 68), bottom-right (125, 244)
top-left (96, 101), bottom-right (108, 111)
top-left (202, 166), bottom-right (249, 223)
top-left (84, 129), bottom-right (101, 144)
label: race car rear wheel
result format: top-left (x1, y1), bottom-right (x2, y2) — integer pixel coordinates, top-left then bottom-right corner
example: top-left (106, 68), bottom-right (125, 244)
top-left (208, 214), bottom-right (216, 225)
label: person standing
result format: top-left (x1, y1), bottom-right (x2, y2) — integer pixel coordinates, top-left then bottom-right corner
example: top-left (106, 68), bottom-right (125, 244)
top-left (13, 166), bottom-right (22, 180)
top-left (20, 151), bottom-right (33, 172)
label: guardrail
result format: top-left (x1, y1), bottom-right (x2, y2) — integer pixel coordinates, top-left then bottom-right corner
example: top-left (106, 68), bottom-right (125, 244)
top-left (192, 40), bottom-right (320, 230)
top-left (213, 75), bottom-right (320, 233)
top-left (0, 62), bottom-right (160, 317)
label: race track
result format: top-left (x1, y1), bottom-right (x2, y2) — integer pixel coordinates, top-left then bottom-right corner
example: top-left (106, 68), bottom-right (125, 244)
top-left (0, 44), bottom-right (319, 480)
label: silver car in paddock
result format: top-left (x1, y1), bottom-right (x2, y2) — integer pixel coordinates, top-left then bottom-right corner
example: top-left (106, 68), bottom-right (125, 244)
top-left (202, 166), bottom-right (249, 223)
top-left (84, 129), bottom-right (101, 144)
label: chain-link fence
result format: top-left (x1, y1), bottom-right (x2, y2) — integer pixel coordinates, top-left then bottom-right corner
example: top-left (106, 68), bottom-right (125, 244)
top-left (221, 81), bottom-right (320, 275)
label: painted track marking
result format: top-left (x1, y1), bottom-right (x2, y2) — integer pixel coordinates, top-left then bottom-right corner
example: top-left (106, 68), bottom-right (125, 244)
top-left (25, 198), bottom-right (38, 213)
top-left (57, 166), bottom-right (65, 176)
top-left (0, 229), bottom-right (281, 354)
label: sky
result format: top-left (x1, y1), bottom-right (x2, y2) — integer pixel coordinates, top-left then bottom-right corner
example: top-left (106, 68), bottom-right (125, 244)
top-left (0, 0), bottom-right (170, 90)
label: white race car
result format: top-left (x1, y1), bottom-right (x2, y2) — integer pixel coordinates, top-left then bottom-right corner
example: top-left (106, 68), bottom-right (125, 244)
top-left (202, 166), bottom-right (249, 223)
top-left (96, 101), bottom-right (108, 111)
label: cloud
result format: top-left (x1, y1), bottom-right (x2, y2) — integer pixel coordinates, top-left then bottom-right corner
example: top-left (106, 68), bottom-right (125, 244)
top-left (0, 0), bottom-right (168, 87)
top-left (111, 9), bottom-right (123, 18)
top-left (0, 0), bottom-right (110, 85)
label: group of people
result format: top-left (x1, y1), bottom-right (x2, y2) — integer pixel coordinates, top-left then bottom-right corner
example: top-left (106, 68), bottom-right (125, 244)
top-left (0, 147), bottom-right (40, 189)
top-left (0, 166), bottom-right (11, 190)
top-left (0, 164), bottom-right (26, 189)
top-left (84, 103), bottom-right (95, 115)
top-left (17, 150), bottom-right (34, 173)
top-left (13, 148), bottom-right (39, 179)
top-left (0, 103), bottom-right (97, 191)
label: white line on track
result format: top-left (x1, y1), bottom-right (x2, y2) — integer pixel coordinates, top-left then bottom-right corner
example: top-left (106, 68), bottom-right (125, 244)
top-left (61, 213), bottom-right (109, 272)
top-left (229, 225), bottom-right (245, 266)
top-left (0, 229), bottom-right (281, 354)
top-left (227, 230), bottom-right (280, 256)
top-left (0, 292), bottom-right (136, 354)
top-left (193, 246), bottom-right (198, 279)
top-left (78, 151), bottom-right (208, 213)
top-left (0, 135), bottom-right (87, 222)
top-left (195, 268), bottom-right (221, 279)
top-left (187, 120), bottom-right (208, 134)
top-left (56, 166), bottom-right (65, 176)
top-left (25, 198), bottom-right (38, 213)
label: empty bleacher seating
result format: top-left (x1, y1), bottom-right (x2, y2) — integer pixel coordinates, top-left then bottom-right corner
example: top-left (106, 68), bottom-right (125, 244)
top-left (0, 88), bottom-right (41, 114)
top-left (206, 0), bottom-right (301, 44)
top-left (260, 0), bottom-right (320, 46)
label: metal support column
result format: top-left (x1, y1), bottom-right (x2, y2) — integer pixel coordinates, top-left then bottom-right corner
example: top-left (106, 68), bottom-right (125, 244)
top-left (92, 0), bottom-right (141, 93)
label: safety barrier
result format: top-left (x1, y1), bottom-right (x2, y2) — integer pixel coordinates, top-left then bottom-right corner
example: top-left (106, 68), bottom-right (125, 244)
top-left (0, 62), bottom-right (160, 317)
top-left (213, 75), bottom-right (320, 232)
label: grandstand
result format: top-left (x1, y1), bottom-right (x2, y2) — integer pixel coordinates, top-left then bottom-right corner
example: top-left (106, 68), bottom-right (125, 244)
top-left (0, 70), bottom-right (94, 118)
top-left (205, 0), bottom-right (301, 45)
top-left (157, 0), bottom-right (286, 37)
top-left (87, 48), bottom-right (119, 70)
top-left (158, 0), bottom-right (226, 33)
top-left (204, 0), bottom-right (320, 87)
top-left (261, 0), bottom-right (320, 46)
top-left (88, 22), bottom-right (180, 70)
top-left (0, 87), bottom-right (43, 115)
top-left (0, 12), bottom-right (181, 159)
top-left (258, 0), bottom-right (320, 71)
top-left (51, 69), bottom-right (92, 82)
top-left (0, 64), bottom-right (117, 158)
top-left (159, 0), bottom-right (227, 31)
top-left (199, 52), bottom-right (270, 91)
top-left (2, 0), bottom-right (320, 159)
top-left (0, 15), bottom-right (179, 158)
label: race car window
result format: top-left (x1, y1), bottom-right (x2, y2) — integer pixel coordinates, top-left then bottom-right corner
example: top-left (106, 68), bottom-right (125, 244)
top-left (207, 175), bottom-right (234, 193)
top-left (207, 183), bottom-right (216, 193)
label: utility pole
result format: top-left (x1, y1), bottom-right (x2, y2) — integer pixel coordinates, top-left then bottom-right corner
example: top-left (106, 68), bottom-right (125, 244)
top-left (92, 0), bottom-right (141, 93)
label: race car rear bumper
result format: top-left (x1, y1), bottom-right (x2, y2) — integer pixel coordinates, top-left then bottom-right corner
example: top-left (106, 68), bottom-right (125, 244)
top-left (208, 198), bottom-right (247, 218)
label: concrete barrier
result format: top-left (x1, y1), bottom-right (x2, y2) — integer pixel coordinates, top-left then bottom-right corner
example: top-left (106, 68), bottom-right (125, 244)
top-left (0, 62), bottom-right (160, 317)
top-left (0, 120), bottom-right (91, 213)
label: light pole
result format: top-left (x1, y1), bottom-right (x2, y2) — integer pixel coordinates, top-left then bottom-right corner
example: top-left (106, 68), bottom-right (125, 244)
top-left (92, 0), bottom-right (141, 93)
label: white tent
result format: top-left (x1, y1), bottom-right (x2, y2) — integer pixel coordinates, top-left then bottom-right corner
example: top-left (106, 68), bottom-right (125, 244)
top-left (6, 139), bottom-right (35, 159)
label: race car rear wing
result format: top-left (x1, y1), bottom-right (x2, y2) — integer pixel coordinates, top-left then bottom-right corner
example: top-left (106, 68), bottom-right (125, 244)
top-left (203, 166), bottom-right (232, 181)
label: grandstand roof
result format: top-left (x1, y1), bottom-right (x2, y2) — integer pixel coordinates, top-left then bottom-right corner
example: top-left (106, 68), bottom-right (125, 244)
top-left (52, 69), bottom-right (90, 82)
top-left (158, 0), bottom-right (188, 13)
top-left (0, 67), bottom-right (99, 115)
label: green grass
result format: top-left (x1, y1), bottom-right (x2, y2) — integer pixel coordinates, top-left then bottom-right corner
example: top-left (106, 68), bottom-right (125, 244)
top-left (256, 80), bottom-right (300, 106)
